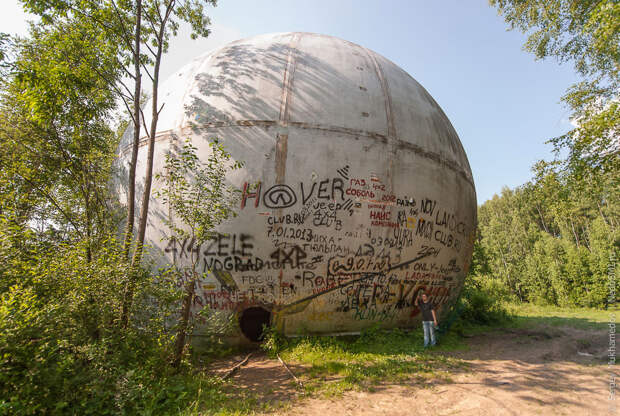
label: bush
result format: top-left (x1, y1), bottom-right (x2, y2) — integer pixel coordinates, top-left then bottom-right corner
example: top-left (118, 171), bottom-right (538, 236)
top-left (458, 274), bottom-right (511, 327)
top-left (0, 231), bottom-right (198, 414)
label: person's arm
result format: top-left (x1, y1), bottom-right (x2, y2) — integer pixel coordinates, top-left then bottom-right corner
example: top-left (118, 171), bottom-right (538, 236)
top-left (431, 308), bottom-right (438, 326)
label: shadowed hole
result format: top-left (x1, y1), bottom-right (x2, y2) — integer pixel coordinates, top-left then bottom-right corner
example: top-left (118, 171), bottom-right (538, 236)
top-left (240, 307), bottom-right (271, 342)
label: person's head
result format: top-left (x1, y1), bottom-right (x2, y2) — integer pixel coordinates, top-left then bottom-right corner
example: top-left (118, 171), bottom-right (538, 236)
top-left (421, 293), bottom-right (428, 303)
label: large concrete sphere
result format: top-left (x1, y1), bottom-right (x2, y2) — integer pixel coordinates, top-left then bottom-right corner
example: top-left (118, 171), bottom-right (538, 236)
top-left (118, 32), bottom-right (476, 342)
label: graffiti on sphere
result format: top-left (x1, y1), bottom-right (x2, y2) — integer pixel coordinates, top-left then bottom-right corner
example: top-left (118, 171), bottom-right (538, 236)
top-left (161, 164), bottom-right (472, 327)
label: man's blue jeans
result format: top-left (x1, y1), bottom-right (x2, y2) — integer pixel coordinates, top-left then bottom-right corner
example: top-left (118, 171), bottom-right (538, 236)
top-left (423, 321), bottom-right (436, 347)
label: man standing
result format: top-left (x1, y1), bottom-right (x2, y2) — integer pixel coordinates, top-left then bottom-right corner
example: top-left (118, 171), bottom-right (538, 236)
top-left (417, 292), bottom-right (438, 347)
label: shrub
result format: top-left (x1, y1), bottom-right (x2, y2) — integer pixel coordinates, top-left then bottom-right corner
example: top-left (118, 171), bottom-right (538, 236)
top-left (458, 274), bottom-right (511, 327)
top-left (0, 233), bottom-right (194, 414)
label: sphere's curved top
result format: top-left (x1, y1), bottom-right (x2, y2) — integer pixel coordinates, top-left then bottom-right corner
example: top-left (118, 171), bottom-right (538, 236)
top-left (127, 32), bottom-right (472, 185)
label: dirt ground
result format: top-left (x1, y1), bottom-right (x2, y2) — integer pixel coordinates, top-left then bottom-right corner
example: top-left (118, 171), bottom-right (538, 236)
top-left (211, 326), bottom-right (615, 416)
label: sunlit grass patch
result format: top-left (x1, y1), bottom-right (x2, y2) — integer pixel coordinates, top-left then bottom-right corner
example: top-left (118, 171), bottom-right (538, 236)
top-left (270, 326), bottom-right (467, 397)
top-left (504, 302), bottom-right (610, 330)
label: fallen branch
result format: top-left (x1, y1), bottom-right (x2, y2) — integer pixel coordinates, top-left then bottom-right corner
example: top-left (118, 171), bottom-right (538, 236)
top-left (222, 352), bottom-right (253, 380)
top-left (277, 354), bottom-right (304, 392)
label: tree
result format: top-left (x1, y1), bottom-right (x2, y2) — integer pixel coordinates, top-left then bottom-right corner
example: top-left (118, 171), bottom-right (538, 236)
top-left (0, 33), bottom-right (14, 77)
top-left (0, 5), bottom-right (237, 413)
top-left (476, 167), bottom-right (618, 307)
top-left (485, 0), bottom-right (619, 307)
top-left (121, 0), bottom-right (218, 327)
top-left (490, 0), bottom-right (619, 206)
top-left (19, 0), bottom-right (146, 259)
top-left (0, 21), bottom-right (182, 414)
top-left (130, 0), bottom-right (217, 268)
top-left (20, 0), bottom-right (219, 325)
top-left (0, 20), bottom-right (121, 261)
top-left (20, 0), bottom-right (217, 248)
top-left (155, 137), bottom-right (241, 367)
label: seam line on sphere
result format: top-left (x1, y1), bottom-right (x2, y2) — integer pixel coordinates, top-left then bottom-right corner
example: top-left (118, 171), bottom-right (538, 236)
top-left (278, 33), bottom-right (301, 125)
top-left (274, 32), bottom-right (301, 188)
top-left (361, 46), bottom-right (397, 139)
top-left (118, 123), bottom-right (474, 187)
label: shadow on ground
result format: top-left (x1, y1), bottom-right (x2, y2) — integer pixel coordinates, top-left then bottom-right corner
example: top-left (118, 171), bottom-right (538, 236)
top-left (204, 316), bottom-right (611, 414)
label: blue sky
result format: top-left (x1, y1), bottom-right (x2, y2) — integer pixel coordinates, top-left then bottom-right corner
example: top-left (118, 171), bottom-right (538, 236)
top-left (2, 0), bottom-right (580, 204)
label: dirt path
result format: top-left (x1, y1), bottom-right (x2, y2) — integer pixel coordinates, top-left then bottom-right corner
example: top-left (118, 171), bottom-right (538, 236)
top-left (215, 327), bottom-right (614, 415)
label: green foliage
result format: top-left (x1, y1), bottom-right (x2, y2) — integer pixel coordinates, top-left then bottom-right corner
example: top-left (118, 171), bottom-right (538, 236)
top-left (17, 0), bottom-right (221, 269)
top-left (490, 0), bottom-right (619, 80)
top-left (488, 2), bottom-right (619, 308)
top-left (0, 218), bottom-right (257, 414)
top-left (20, 0), bottom-right (218, 58)
top-left (0, 223), bottom-right (181, 414)
top-left (474, 178), bottom-right (618, 308)
top-left (155, 138), bottom-right (243, 250)
top-left (155, 137), bottom-right (242, 367)
top-left (261, 325), bottom-right (288, 358)
top-left (449, 239), bottom-right (512, 331)
top-left (0, 2), bottom-right (241, 414)
top-left (0, 19), bottom-right (123, 260)
top-left (490, 0), bottom-right (619, 159)
top-left (459, 275), bottom-right (511, 326)
top-left (0, 33), bottom-right (14, 78)
top-left (0, 220), bottom-right (255, 416)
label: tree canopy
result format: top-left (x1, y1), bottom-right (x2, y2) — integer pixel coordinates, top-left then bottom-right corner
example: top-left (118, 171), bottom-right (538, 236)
top-left (474, 0), bottom-right (620, 308)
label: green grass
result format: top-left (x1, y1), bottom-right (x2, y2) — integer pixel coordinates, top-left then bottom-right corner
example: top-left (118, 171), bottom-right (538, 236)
top-left (269, 326), bottom-right (468, 397)
top-left (504, 302), bottom-right (612, 330)
top-left (147, 372), bottom-right (294, 416)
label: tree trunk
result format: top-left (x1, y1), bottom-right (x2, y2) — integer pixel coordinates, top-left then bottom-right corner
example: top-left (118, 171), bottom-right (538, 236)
top-left (172, 271), bottom-right (197, 368)
top-left (536, 205), bottom-right (549, 234)
top-left (499, 245), bottom-right (522, 302)
top-left (172, 241), bottom-right (199, 368)
top-left (131, 13), bottom-right (167, 268)
top-left (122, 0), bottom-right (142, 260)
top-left (570, 219), bottom-right (580, 249)
top-left (85, 185), bottom-right (92, 263)
top-left (120, 0), bottom-right (142, 329)
top-left (582, 224), bottom-right (591, 252)
top-left (124, 8), bottom-right (171, 328)
top-left (597, 200), bottom-right (614, 231)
